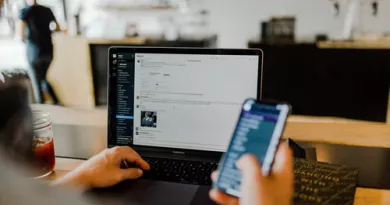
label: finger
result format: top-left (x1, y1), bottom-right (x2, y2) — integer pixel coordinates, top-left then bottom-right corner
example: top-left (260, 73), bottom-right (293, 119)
top-left (118, 146), bottom-right (141, 158)
top-left (120, 168), bottom-right (144, 181)
top-left (272, 143), bottom-right (293, 177)
top-left (211, 171), bottom-right (219, 181)
top-left (117, 147), bottom-right (150, 170)
top-left (134, 158), bottom-right (151, 170)
top-left (236, 154), bottom-right (263, 205)
top-left (236, 154), bottom-right (263, 181)
top-left (209, 189), bottom-right (239, 205)
top-left (109, 146), bottom-right (139, 162)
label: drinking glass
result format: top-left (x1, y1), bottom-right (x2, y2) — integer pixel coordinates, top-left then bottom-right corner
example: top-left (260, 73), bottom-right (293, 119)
top-left (32, 111), bottom-right (56, 178)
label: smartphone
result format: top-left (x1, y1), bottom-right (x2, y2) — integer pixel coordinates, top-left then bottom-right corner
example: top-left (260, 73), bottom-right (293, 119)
top-left (214, 99), bottom-right (291, 197)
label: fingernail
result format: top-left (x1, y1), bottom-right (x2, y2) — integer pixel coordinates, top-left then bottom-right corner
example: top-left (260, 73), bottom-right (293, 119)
top-left (138, 169), bottom-right (143, 176)
top-left (236, 155), bottom-right (254, 169)
top-left (236, 156), bottom-right (245, 168)
top-left (209, 189), bottom-right (217, 198)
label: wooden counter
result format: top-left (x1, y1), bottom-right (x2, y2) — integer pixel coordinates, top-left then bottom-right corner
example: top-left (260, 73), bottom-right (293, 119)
top-left (318, 40), bottom-right (390, 49)
top-left (87, 37), bottom-right (146, 45)
top-left (49, 36), bottom-right (95, 108)
top-left (249, 39), bottom-right (390, 49)
top-left (48, 36), bottom-right (147, 108)
top-left (51, 157), bottom-right (390, 205)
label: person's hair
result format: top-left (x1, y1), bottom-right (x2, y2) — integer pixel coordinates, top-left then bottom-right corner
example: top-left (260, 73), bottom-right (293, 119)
top-left (0, 84), bottom-right (33, 165)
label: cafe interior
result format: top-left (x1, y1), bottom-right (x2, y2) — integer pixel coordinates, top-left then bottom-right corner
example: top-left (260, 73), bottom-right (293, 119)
top-left (1, 0), bottom-right (390, 204)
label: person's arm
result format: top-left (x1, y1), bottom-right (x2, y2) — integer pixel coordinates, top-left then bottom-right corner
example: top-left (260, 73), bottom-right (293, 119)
top-left (53, 146), bottom-right (150, 191)
top-left (16, 20), bottom-right (27, 41)
top-left (17, 8), bottom-right (28, 41)
top-left (48, 8), bottom-right (61, 32)
top-left (53, 19), bottom-right (61, 32)
top-left (0, 154), bottom-right (95, 205)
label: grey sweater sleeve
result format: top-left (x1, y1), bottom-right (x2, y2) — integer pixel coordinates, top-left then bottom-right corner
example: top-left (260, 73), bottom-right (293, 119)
top-left (0, 155), bottom-right (96, 205)
top-left (0, 72), bottom-right (4, 83)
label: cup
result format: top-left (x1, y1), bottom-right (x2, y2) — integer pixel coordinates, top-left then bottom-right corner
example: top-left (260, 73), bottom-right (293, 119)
top-left (32, 111), bottom-right (56, 178)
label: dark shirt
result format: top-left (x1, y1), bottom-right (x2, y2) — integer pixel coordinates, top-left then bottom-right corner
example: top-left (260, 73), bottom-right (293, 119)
top-left (19, 5), bottom-right (56, 55)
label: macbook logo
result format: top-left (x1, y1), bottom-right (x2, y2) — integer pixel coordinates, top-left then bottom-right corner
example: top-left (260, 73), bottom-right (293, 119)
top-left (173, 151), bottom-right (185, 155)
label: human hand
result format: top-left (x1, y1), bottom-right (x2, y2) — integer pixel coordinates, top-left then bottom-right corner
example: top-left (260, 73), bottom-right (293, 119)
top-left (209, 143), bottom-right (293, 205)
top-left (54, 146), bottom-right (150, 191)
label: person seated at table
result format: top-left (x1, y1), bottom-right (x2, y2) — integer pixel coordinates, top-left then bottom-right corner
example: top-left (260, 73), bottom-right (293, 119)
top-left (0, 145), bottom-right (293, 205)
top-left (0, 82), bottom-right (294, 205)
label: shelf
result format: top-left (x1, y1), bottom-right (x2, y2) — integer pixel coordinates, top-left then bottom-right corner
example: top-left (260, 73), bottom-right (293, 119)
top-left (98, 5), bottom-right (179, 11)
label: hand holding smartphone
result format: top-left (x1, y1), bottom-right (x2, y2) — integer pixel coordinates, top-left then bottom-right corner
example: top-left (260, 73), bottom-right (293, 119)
top-left (214, 99), bottom-right (291, 197)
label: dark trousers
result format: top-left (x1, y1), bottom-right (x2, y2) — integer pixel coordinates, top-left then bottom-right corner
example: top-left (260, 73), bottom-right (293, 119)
top-left (27, 44), bottom-right (59, 104)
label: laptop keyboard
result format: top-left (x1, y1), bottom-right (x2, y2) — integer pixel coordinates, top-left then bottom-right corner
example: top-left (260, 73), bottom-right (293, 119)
top-left (142, 157), bottom-right (219, 185)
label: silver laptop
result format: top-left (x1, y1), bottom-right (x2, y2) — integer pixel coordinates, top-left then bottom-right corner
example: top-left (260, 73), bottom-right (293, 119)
top-left (88, 47), bottom-right (263, 205)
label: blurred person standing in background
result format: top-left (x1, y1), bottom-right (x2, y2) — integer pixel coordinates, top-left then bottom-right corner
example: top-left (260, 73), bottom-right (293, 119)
top-left (17, 0), bottom-right (61, 104)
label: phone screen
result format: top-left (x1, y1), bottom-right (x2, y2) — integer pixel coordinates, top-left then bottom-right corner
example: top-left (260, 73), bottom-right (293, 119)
top-left (215, 99), bottom-right (290, 197)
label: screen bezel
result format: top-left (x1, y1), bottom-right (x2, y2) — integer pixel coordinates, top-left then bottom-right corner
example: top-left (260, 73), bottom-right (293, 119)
top-left (215, 99), bottom-right (291, 197)
top-left (107, 47), bottom-right (264, 158)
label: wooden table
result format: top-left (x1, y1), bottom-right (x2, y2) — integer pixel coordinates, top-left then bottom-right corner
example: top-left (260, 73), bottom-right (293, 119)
top-left (51, 157), bottom-right (390, 205)
top-left (284, 116), bottom-right (390, 148)
top-left (32, 105), bottom-right (390, 204)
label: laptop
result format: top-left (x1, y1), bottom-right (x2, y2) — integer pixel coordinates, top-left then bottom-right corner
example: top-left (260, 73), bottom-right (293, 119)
top-left (89, 47), bottom-right (263, 205)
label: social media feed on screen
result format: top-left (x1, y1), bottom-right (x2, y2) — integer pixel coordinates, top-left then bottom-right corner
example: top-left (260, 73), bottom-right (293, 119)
top-left (215, 99), bottom-right (290, 197)
top-left (132, 53), bottom-right (259, 151)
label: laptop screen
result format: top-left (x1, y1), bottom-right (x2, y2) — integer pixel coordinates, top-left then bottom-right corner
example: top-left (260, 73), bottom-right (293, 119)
top-left (109, 50), bottom-right (261, 152)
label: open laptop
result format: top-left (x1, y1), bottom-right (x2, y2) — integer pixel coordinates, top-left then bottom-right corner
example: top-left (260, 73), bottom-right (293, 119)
top-left (90, 47), bottom-right (263, 205)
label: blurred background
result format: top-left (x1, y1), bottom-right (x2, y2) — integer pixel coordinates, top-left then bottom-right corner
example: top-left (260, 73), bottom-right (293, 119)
top-left (1, 0), bottom-right (390, 123)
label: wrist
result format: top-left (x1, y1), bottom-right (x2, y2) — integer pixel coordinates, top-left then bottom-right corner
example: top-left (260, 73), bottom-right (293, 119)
top-left (52, 170), bottom-right (90, 191)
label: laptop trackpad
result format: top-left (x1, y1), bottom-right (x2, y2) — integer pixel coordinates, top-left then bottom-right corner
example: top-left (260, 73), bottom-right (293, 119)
top-left (87, 179), bottom-right (213, 205)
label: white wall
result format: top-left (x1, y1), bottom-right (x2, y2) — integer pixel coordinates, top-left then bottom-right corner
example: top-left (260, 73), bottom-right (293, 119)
top-left (3, 0), bottom-right (390, 68)
top-left (63, 0), bottom-right (390, 48)
top-left (204, 0), bottom-right (390, 48)
top-left (0, 38), bottom-right (28, 70)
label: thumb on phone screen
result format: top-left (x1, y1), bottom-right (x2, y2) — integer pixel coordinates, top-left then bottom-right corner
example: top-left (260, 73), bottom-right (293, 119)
top-left (236, 143), bottom-right (293, 205)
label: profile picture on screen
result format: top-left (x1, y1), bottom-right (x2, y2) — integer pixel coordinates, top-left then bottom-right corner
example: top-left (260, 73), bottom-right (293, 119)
top-left (141, 111), bottom-right (157, 128)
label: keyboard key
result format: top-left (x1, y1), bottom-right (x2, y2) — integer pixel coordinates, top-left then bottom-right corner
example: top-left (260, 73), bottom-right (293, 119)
top-left (141, 157), bottom-right (216, 185)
